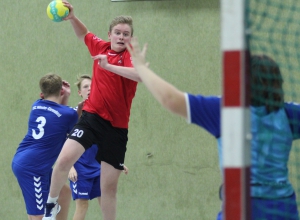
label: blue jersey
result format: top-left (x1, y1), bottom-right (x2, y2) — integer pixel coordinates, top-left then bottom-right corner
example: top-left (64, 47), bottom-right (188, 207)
top-left (74, 144), bottom-right (100, 180)
top-left (12, 99), bottom-right (78, 172)
top-left (186, 93), bottom-right (300, 198)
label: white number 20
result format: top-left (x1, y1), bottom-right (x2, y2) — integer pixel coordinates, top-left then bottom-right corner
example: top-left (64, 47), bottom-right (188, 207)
top-left (32, 116), bottom-right (46, 139)
top-left (71, 129), bottom-right (84, 138)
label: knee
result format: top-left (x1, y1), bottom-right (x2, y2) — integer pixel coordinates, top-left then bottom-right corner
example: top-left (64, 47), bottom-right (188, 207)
top-left (60, 184), bottom-right (71, 198)
top-left (55, 155), bottom-right (73, 171)
top-left (101, 182), bottom-right (118, 194)
top-left (76, 199), bottom-right (89, 211)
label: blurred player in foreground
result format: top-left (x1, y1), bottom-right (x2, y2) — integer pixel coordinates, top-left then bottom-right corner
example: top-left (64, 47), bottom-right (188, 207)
top-left (126, 38), bottom-right (300, 219)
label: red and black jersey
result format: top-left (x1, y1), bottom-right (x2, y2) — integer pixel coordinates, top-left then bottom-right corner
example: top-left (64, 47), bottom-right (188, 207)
top-left (83, 32), bottom-right (137, 128)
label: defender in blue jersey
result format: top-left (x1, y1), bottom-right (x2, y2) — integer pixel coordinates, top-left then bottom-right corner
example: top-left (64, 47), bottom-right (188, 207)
top-left (127, 39), bottom-right (300, 219)
top-left (12, 74), bottom-right (78, 220)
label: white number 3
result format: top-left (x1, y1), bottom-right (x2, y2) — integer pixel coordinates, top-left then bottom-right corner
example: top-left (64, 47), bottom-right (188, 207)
top-left (32, 116), bottom-right (46, 139)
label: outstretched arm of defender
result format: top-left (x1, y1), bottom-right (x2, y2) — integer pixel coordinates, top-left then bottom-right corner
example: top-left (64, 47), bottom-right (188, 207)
top-left (126, 38), bottom-right (187, 119)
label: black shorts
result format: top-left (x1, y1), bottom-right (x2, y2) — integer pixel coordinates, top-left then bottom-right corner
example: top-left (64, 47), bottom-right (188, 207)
top-left (68, 111), bottom-right (128, 170)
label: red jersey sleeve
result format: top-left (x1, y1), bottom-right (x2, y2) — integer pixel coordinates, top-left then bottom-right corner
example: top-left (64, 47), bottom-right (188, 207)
top-left (84, 32), bottom-right (107, 56)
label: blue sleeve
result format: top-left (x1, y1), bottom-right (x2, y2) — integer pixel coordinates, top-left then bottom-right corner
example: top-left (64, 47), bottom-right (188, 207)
top-left (187, 94), bottom-right (221, 138)
top-left (67, 108), bottom-right (78, 134)
top-left (284, 102), bottom-right (300, 139)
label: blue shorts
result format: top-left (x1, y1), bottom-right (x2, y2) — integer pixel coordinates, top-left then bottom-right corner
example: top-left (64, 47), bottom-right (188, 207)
top-left (12, 162), bottom-right (51, 215)
top-left (217, 193), bottom-right (299, 220)
top-left (69, 176), bottom-right (101, 200)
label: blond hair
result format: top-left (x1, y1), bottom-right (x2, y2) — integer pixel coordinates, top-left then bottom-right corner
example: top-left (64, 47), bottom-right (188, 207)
top-left (109, 16), bottom-right (133, 36)
top-left (75, 74), bottom-right (92, 90)
top-left (39, 73), bottom-right (62, 98)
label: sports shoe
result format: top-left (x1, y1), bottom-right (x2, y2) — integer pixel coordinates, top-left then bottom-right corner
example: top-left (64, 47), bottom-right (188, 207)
top-left (42, 202), bottom-right (61, 220)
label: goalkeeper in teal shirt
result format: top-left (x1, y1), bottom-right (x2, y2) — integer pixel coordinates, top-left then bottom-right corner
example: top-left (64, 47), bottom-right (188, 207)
top-left (127, 38), bottom-right (300, 219)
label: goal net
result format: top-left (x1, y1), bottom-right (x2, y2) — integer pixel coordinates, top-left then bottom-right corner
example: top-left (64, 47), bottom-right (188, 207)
top-left (222, 0), bottom-right (300, 219)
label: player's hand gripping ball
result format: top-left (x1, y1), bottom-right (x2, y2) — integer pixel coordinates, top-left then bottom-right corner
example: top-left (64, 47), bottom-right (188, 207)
top-left (47, 0), bottom-right (69, 22)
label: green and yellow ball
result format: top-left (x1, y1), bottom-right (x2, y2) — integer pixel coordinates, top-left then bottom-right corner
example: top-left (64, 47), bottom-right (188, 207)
top-left (47, 0), bottom-right (69, 22)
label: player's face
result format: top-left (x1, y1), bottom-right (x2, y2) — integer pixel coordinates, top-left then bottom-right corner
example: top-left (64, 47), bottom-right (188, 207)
top-left (108, 24), bottom-right (132, 52)
top-left (78, 79), bottom-right (91, 100)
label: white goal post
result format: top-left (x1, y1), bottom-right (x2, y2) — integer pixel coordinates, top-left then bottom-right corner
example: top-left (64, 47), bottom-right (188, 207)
top-left (221, 0), bottom-right (251, 219)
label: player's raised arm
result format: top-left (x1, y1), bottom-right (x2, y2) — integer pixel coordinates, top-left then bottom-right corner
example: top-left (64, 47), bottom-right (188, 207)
top-left (62, 1), bottom-right (89, 43)
top-left (126, 38), bottom-right (187, 119)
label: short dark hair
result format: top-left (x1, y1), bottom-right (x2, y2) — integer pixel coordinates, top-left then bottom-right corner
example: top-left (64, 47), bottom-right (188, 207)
top-left (250, 55), bottom-right (284, 112)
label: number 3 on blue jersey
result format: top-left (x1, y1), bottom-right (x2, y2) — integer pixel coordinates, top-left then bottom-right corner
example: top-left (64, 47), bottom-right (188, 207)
top-left (32, 116), bottom-right (46, 139)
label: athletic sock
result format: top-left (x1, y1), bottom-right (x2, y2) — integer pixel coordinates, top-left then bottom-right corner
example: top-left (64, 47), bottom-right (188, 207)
top-left (46, 196), bottom-right (58, 204)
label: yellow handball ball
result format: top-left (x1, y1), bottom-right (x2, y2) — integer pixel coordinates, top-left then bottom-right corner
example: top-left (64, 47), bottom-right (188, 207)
top-left (47, 0), bottom-right (69, 22)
